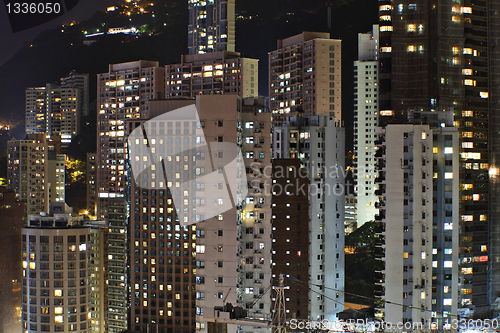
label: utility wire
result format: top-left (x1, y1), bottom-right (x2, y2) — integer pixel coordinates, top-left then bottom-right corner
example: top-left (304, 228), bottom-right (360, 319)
top-left (287, 275), bottom-right (461, 319)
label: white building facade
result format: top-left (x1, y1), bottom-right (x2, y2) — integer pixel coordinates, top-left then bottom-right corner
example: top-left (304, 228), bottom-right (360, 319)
top-left (375, 123), bottom-right (459, 326)
top-left (354, 25), bottom-right (379, 227)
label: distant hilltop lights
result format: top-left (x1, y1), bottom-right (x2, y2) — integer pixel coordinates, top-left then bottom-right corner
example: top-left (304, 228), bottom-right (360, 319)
top-left (85, 27), bottom-right (138, 38)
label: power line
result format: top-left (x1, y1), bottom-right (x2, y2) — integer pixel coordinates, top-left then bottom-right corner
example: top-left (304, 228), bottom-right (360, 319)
top-left (286, 275), bottom-right (461, 319)
top-left (286, 275), bottom-right (368, 318)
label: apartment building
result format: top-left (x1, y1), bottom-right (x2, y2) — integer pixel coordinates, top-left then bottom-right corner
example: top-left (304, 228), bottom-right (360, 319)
top-left (25, 72), bottom-right (89, 144)
top-left (96, 60), bottom-right (165, 219)
top-left (21, 202), bottom-right (108, 333)
top-left (354, 25), bottom-right (379, 227)
top-left (7, 134), bottom-right (65, 218)
top-left (374, 121), bottom-right (459, 326)
top-left (269, 32), bottom-right (341, 125)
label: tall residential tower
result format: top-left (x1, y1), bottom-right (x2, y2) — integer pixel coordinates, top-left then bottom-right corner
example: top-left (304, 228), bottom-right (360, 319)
top-left (377, 0), bottom-right (500, 315)
top-left (354, 25), bottom-right (379, 227)
top-left (188, 0), bottom-right (235, 54)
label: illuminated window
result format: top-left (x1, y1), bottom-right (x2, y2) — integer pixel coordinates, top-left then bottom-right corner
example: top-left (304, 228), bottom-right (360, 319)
top-left (463, 69), bottom-right (472, 75)
top-left (473, 194), bottom-right (480, 201)
top-left (54, 307), bottom-right (63, 314)
top-left (452, 15), bottom-right (460, 22)
top-left (462, 215), bottom-right (473, 221)
top-left (444, 147), bottom-right (453, 154)
top-left (407, 45), bottom-right (416, 52)
top-left (445, 173), bottom-right (453, 179)
top-left (480, 92), bottom-right (489, 98)
top-left (463, 48), bottom-right (473, 55)
top-left (381, 47), bottom-right (392, 53)
top-left (452, 57), bottom-right (460, 65)
top-left (452, 46), bottom-right (460, 54)
top-left (421, 292), bottom-right (426, 299)
top-left (444, 299), bottom-right (452, 305)
top-left (379, 4), bottom-right (393, 10)
top-left (462, 142), bottom-right (473, 149)
top-left (403, 252), bottom-right (409, 259)
top-left (407, 24), bottom-right (416, 32)
top-left (464, 79), bottom-right (476, 86)
top-left (433, 147), bottom-right (438, 153)
top-left (54, 290), bottom-right (62, 297)
top-left (461, 6), bottom-right (472, 13)
top-left (418, 45), bottom-right (424, 54)
top-left (461, 152), bottom-right (481, 159)
top-left (462, 110), bottom-right (473, 117)
top-left (462, 267), bottom-right (473, 274)
top-left (444, 261), bottom-right (453, 268)
top-left (380, 15), bottom-right (391, 21)
top-left (380, 26), bottom-right (393, 32)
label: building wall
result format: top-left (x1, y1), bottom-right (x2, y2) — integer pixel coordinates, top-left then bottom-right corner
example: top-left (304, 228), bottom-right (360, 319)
top-left (271, 159), bottom-right (310, 319)
top-left (86, 153), bottom-right (97, 216)
top-left (0, 191), bottom-right (24, 332)
top-left (237, 98), bottom-right (272, 332)
top-left (431, 128), bottom-right (459, 325)
top-left (87, 222), bottom-right (109, 333)
top-left (107, 199), bottom-right (128, 333)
